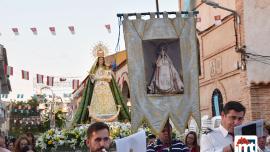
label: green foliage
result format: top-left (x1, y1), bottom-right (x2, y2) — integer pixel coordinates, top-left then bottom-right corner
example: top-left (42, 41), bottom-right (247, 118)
top-left (9, 95), bottom-right (67, 136)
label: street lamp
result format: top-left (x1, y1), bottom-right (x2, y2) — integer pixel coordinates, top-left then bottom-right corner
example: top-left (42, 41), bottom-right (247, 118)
top-left (203, 0), bottom-right (240, 23)
top-left (38, 86), bottom-right (56, 128)
top-left (38, 86), bottom-right (73, 128)
top-left (203, 0), bottom-right (242, 51)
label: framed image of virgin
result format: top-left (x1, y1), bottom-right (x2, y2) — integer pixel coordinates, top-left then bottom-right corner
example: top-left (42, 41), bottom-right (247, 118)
top-left (143, 39), bottom-right (184, 95)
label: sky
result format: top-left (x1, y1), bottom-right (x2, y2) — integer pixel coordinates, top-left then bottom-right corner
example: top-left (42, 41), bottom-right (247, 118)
top-left (0, 0), bottom-right (179, 100)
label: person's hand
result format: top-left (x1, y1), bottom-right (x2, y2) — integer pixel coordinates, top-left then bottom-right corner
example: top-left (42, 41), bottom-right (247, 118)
top-left (90, 74), bottom-right (95, 82)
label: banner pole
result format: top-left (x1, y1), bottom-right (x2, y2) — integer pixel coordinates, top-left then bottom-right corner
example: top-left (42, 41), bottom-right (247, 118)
top-left (156, 0), bottom-right (160, 18)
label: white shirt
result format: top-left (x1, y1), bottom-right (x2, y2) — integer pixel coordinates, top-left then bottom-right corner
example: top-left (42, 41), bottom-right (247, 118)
top-left (200, 125), bottom-right (234, 152)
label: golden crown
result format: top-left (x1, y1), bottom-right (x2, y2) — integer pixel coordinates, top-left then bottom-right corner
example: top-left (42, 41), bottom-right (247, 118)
top-left (92, 41), bottom-right (109, 58)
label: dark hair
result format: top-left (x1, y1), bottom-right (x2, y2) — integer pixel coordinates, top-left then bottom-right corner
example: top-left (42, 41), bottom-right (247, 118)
top-left (97, 57), bottom-right (106, 66)
top-left (87, 122), bottom-right (110, 139)
top-left (222, 101), bottom-right (246, 115)
top-left (148, 134), bottom-right (156, 139)
top-left (185, 131), bottom-right (198, 146)
top-left (185, 131), bottom-right (200, 152)
top-left (25, 132), bottom-right (35, 147)
top-left (14, 135), bottom-right (30, 152)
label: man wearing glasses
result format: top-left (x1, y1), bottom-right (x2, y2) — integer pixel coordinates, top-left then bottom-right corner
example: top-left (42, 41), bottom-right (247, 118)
top-left (201, 101), bottom-right (246, 152)
top-left (86, 122), bottom-right (111, 152)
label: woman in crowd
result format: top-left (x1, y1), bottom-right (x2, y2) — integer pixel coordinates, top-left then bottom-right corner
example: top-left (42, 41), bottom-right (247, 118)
top-left (25, 132), bottom-right (35, 148)
top-left (14, 136), bottom-right (30, 152)
top-left (7, 140), bottom-right (15, 151)
top-left (185, 131), bottom-right (200, 152)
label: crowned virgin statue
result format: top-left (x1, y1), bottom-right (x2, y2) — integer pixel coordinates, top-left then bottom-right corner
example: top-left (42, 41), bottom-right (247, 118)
top-left (73, 42), bottom-right (130, 124)
top-left (148, 45), bottom-right (184, 94)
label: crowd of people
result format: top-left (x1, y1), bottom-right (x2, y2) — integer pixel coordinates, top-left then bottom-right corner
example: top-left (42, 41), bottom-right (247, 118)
top-left (85, 101), bottom-right (270, 152)
top-left (0, 132), bottom-right (35, 152)
top-left (1, 100), bottom-right (270, 152)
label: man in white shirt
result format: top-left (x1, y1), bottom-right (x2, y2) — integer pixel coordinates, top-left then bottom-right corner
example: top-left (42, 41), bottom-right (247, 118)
top-left (201, 101), bottom-right (246, 152)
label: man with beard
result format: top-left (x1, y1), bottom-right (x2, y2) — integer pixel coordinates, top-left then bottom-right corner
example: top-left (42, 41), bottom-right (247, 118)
top-left (86, 122), bottom-right (111, 152)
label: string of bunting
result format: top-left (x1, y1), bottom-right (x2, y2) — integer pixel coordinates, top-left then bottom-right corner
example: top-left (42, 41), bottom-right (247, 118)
top-left (4, 26), bottom-right (76, 36)
top-left (195, 15), bottom-right (222, 25)
top-left (3, 64), bottom-right (80, 90)
top-left (0, 24), bottom-right (112, 36)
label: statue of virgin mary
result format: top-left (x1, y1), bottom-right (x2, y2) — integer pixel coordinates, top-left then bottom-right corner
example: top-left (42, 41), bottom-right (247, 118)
top-left (72, 42), bottom-right (130, 124)
top-left (148, 45), bottom-right (184, 94)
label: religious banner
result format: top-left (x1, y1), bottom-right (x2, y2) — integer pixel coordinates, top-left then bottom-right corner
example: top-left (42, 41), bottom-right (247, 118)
top-left (122, 12), bottom-right (201, 133)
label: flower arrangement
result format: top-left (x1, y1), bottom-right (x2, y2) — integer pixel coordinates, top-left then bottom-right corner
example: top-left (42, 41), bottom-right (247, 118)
top-left (106, 122), bottom-right (131, 139)
top-left (63, 125), bottom-right (88, 149)
top-left (36, 129), bottom-right (65, 150)
top-left (36, 122), bottom-right (132, 150)
top-left (36, 122), bottom-right (183, 150)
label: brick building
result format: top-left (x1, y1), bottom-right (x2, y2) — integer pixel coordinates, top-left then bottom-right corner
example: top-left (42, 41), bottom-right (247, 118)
top-left (179, 0), bottom-right (270, 121)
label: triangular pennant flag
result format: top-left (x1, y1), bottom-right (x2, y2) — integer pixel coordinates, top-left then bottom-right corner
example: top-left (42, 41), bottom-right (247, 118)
top-left (7, 66), bottom-right (13, 76)
top-left (12, 28), bottom-right (19, 35)
top-left (68, 26), bottom-right (75, 34)
top-left (49, 27), bottom-right (56, 35)
top-left (37, 74), bottom-right (44, 83)
top-left (214, 15), bottom-right (222, 26)
top-left (105, 24), bottom-right (111, 33)
top-left (72, 79), bottom-right (80, 90)
top-left (4, 64), bottom-right (13, 76)
top-left (21, 70), bottom-right (29, 80)
top-left (30, 27), bottom-right (38, 35)
top-left (47, 76), bottom-right (54, 86)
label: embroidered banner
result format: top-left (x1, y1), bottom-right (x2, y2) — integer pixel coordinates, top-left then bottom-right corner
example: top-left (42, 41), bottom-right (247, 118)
top-left (122, 12), bottom-right (201, 133)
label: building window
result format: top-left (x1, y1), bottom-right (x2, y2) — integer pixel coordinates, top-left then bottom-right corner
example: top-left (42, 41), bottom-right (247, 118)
top-left (212, 89), bottom-right (223, 117)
